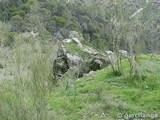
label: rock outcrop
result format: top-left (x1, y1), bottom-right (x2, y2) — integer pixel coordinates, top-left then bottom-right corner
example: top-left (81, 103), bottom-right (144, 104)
top-left (53, 40), bottom-right (110, 80)
top-left (53, 47), bottom-right (69, 80)
top-left (53, 32), bottom-right (129, 81)
top-left (83, 48), bottom-right (98, 55)
top-left (66, 53), bottom-right (82, 67)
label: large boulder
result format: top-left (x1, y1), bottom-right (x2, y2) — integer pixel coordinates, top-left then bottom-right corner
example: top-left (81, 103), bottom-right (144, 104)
top-left (53, 46), bottom-right (110, 80)
top-left (53, 46), bottom-right (83, 80)
top-left (53, 33), bottom-right (111, 80)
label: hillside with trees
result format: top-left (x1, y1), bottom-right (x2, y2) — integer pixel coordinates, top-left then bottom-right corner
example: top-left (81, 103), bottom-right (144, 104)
top-left (0, 0), bottom-right (159, 51)
top-left (0, 0), bottom-right (160, 119)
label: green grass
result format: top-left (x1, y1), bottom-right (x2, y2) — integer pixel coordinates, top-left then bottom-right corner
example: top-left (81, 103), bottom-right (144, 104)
top-left (48, 54), bottom-right (160, 120)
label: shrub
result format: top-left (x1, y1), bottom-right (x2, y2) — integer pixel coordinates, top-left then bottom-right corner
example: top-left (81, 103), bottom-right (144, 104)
top-left (38, 8), bottom-right (51, 22)
top-left (83, 34), bottom-right (90, 41)
top-left (10, 15), bottom-right (25, 32)
top-left (0, 11), bottom-right (10, 21)
top-left (20, 3), bottom-right (31, 13)
top-left (81, 16), bottom-right (91, 23)
top-left (67, 22), bottom-right (81, 31)
top-left (12, 10), bottom-right (25, 18)
top-left (52, 16), bottom-right (69, 27)
top-left (28, 0), bottom-right (35, 4)
top-left (78, 7), bottom-right (90, 16)
top-left (3, 32), bottom-right (16, 47)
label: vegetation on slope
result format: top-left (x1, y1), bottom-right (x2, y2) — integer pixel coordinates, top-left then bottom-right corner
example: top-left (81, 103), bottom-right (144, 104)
top-left (0, 0), bottom-right (160, 120)
top-left (0, 0), bottom-right (159, 52)
top-left (0, 54), bottom-right (160, 120)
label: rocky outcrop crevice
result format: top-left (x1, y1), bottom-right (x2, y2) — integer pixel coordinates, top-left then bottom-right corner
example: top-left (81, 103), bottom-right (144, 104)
top-left (53, 36), bottom-right (111, 80)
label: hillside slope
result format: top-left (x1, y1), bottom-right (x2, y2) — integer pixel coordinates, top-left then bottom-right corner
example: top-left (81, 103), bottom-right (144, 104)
top-left (0, 0), bottom-right (160, 52)
top-left (49, 54), bottom-right (160, 120)
top-left (0, 54), bottom-right (160, 119)
top-left (0, 0), bottom-right (160, 120)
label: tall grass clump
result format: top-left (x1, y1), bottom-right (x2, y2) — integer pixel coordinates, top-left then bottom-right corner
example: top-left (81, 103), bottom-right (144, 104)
top-left (29, 37), bottom-right (57, 119)
top-left (0, 29), bottom-right (58, 119)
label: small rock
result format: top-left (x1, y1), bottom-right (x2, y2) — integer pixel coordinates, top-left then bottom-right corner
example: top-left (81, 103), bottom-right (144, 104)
top-left (119, 50), bottom-right (128, 57)
top-left (30, 31), bottom-right (39, 37)
top-left (63, 38), bottom-right (72, 43)
top-left (54, 31), bottom-right (64, 40)
top-left (105, 50), bottom-right (114, 55)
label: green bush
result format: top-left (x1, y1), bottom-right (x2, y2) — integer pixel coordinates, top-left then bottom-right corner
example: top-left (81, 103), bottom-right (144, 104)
top-left (83, 34), bottom-right (90, 41)
top-left (0, 11), bottom-right (10, 21)
top-left (28, 0), bottom-right (35, 4)
top-left (81, 16), bottom-right (91, 23)
top-left (10, 15), bottom-right (25, 32)
top-left (88, 22), bottom-right (98, 33)
top-left (3, 32), bottom-right (16, 47)
top-left (0, 1), bottom-right (9, 11)
top-left (78, 7), bottom-right (90, 15)
top-left (38, 8), bottom-right (51, 22)
top-left (7, 6), bottom-right (19, 13)
top-left (0, 0), bottom-right (31, 21)
top-left (52, 16), bottom-right (69, 27)
top-left (67, 22), bottom-right (81, 31)
top-left (20, 3), bottom-right (31, 13)
top-left (12, 10), bottom-right (25, 18)
top-left (43, 1), bottom-right (57, 15)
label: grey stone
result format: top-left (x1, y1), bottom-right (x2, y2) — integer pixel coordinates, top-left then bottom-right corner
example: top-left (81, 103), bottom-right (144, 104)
top-left (105, 50), bottom-right (114, 55)
top-left (83, 48), bottom-right (98, 55)
top-left (119, 50), bottom-right (128, 57)
top-left (66, 53), bottom-right (82, 66)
